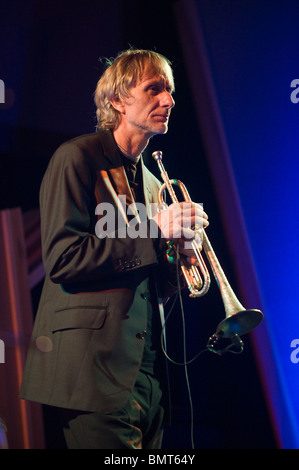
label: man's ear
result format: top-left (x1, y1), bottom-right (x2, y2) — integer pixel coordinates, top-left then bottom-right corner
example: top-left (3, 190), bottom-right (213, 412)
top-left (110, 93), bottom-right (126, 114)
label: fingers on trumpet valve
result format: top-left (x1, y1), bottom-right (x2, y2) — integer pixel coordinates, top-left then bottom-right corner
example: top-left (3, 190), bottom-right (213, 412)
top-left (193, 202), bottom-right (209, 228)
top-left (153, 201), bottom-right (208, 246)
top-left (169, 201), bottom-right (208, 227)
top-left (179, 202), bottom-right (208, 243)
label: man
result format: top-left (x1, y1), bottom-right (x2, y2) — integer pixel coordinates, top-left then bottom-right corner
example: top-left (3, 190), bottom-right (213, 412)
top-left (20, 48), bottom-right (208, 449)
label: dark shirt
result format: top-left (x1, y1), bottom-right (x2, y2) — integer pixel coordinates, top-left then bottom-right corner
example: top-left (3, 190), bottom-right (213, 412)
top-left (120, 152), bottom-right (160, 375)
top-left (120, 154), bottom-right (144, 204)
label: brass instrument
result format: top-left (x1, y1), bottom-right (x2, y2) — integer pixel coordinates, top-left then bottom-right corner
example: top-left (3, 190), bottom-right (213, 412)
top-left (152, 150), bottom-right (263, 355)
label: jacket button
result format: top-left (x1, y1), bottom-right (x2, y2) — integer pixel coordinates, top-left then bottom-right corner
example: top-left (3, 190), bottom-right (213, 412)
top-left (36, 336), bottom-right (53, 353)
top-left (141, 292), bottom-right (150, 300)
top-left (136, 330), bottom-right (147, 340)
top-left (117, 258), bottom-right (125, 270)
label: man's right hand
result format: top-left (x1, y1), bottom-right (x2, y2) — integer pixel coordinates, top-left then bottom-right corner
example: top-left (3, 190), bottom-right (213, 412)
top-left (152, 201), bottom-right (209, 242)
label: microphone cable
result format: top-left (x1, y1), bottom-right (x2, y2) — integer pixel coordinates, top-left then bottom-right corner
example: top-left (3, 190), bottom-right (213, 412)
top-left (160, 243), bottom-right (245, 446)
top-left (160, 245), bottom-right (209, 449)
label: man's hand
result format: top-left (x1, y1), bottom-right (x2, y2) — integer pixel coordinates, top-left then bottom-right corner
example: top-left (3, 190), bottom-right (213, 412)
top-left (176, 231), bottom-right (204, 266)
top-left (152, 201), bottom-right (208, 265)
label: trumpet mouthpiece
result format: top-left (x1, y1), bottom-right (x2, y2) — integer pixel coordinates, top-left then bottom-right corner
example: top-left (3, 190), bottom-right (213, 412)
top-left (152, 150), bottom-right (163, 161)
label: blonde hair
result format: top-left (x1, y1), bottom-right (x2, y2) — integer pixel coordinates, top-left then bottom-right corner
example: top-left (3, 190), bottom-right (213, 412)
top-left (94, 48), bottom-right (174, 130)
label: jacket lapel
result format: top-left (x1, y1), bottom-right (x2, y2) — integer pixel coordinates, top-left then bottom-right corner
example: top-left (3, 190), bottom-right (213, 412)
top-left (99, 130), bottom-right (152, 224)
top-left (141, 158), bottom-right (155, 220)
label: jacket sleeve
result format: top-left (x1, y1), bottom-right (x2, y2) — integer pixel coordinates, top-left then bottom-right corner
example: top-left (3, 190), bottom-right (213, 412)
top-left (40, 141), bottom-right (158, 285)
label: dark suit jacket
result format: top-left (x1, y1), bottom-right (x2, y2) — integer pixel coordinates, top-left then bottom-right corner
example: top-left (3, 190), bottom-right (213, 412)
top-left (20, 130), bottom-right (177, 413)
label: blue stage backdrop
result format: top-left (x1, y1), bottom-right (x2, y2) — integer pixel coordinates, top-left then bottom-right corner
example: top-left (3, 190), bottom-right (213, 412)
top-left (0, 0), bottom-right (298, 449)
top-left (177, 0), bottom-right (299, 448)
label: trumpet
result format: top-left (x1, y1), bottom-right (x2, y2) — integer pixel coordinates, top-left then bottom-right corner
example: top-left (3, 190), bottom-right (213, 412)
top-left (152, 150), bottom-right (263, 355)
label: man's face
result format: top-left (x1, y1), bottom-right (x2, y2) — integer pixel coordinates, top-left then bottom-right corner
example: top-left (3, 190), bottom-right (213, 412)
top-left (119, 68), bottom-right (175, 139)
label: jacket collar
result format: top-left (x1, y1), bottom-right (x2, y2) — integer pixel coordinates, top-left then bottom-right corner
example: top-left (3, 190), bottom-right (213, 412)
top-left (96, 129), bottom-right (153, 220)
top-left (97, 128), bottom-right (123, 168)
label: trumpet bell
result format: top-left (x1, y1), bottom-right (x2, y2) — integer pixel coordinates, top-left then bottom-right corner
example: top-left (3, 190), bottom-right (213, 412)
top-left (207, 309), bottom-right (263, 355)
top-left (216, 308), bottom-right (264, 338)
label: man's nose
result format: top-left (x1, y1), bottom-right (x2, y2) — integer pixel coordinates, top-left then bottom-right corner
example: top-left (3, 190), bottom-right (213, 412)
top-left (161, 91), bottom-right (175, 109)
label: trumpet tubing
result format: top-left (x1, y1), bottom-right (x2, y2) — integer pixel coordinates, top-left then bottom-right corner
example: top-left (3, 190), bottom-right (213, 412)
top-left (152, 150), bottom-right (263, 354)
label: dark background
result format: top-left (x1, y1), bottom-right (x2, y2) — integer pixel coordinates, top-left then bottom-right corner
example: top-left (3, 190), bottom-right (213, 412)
top-left (0, 0), bottom-right (277, 449)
